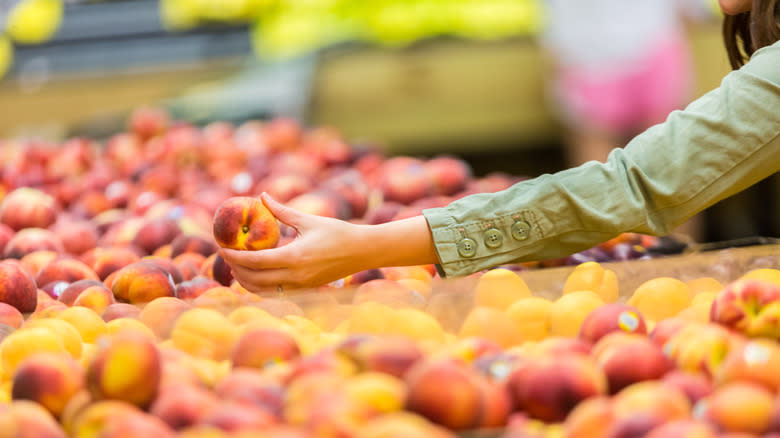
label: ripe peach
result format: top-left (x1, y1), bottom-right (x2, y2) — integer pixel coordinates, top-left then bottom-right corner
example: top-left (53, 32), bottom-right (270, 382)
top-left (352, 279), bottom-right (426, 309)
top-left (425, 155), bottom-right (472, 196)
top-left (644, 419), bottom-right (717, 438)
top-left (564, 396), bottom-right (615, 438)
top-left (507, 352), bottom-right (607, 422)
top-left (23, 318), bottom-right (84, 360)
top-left (231, 328), bottom-right (301, 370)
top-left (214, 369), bottom-right (284, 417)
top-left (170, 233), bottom-right (219, 258)
top-left (591, 332), bottom-right (673, 393)
top-left (710, 279), bottom-right (780, 338)
top-left (0, 327), bottom-right (68, 376)
top-left (19, 250), bottom-right (59, 277)
top-left (212, 196), bottom-right (280, 251)
top-left (714, 338), bottom-right (780, 391)
top-left (91, 410), bottom-right (176, 438)
top-left (170, 308), bottom-right (238, 361)
top-left (111, 261), bottom-right (177, 304)
top-left (131, 217), bottom-right (182, 255)
top-left (698, 381), bottom-right (773, 434)
top-left (105, 317), bottom-right (156, 341)
top-left (87, 332), bottom-right (162, 408)
top-left (258, 173), bottom-right (313, 203)
top-left (474, 268), bottom-right (532, 310)
top-left (578, 303), bottom-right (647, 344)
top-left (648, 316), bottom-right (689, 347)
top-left (549, 290), bottom-right (605, 337)
top-left (0, 187), bottom-right (59, 231)
top-left (139, 296), bottom-right (192, 339)
top-left (379, 157), bottom-right (433, 205)
top-left (0, 260), bottom-right (38, 313)
top-left (36, 257), bottom-right (99, 286)
top-left (740, 268), bottom-right (780, 287)
top-left (0, 302), bottom-right (24, 329)
top-left (628, 277), bottom-right (693, 323)
top-left (149, 384), bottom-right (219, 430)
top-left (404, 358), bottom-right (484, 430)
top-left (505, 297), bottom-right (553, 341)
top-left (686, 277), bottom-right (725, 294)
top-left (141, 256), bottom-right (184, 284)
top-left (563, 261), bottom-right (619, 303)
top-left (347, 336), bottom-right (424, 379)
top-left (50, 218), bottom-right (99, 256)
top-left (4, 228), bottom-right (64, 259)
top-left (0, 223), bottom-right (14, 254)
top-left (209, 254), bottom-right (234, 286)
top-left (101, 303), bottom-right (141, 322)
top-left (664, 322), bottom-right (738, 375)
top-left (287, 190), bottom-right (351, 220)
top-left (129, 106), bottom-right (170, 139)
top-left (476, 376), bottom-right (512, 428)
top-left (197, 401), bottom-right (277, 432)
top-left (58, 279), bottom-right (104, 306)
top-left (459, 306), bottom-right (523, 348)
top-left (174, 252), bottom-right (207, 271)
top-left (11, 352), bottom-right (85, 418)
top-left (83, 246), bottom-right (141, 281)
top-left (612, 381), bottom-right (691, 422)
top-left (2, 400), bottom-right (67, 438)
top-left (661, 370), bottom-right (713, 404)
top-left (68, 400), bottom-right (142, 438)
top-left (176, 277), bottom-right (221, 300)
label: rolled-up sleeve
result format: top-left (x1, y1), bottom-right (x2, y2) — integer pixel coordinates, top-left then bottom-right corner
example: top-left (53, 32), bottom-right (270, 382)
top-left (424, 41), bottom-right (780, 278)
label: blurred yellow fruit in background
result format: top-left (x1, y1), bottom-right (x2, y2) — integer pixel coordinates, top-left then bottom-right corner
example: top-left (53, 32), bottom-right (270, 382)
top-left (549, 290), bottom-right (605, 337)
top-left (5, 0), bottom-right (64, 44)
top-left (474, 268), bottom-right (532, 310)
top-left (459, 306), bottom-right (523, 348)
top-left (0, 37), bottom-right (12, 79)
top-left (628, 277), bottom-right (693, 322)
top-left (505, 297), bottom-right (554, 341)
top-left (563, 262), bottom-right (619, 303)
top-left (57, 306), bottom-right (108, 344)
top-left (24, 318), bottom-right (83, 359)
top-left (1, 327), bottom-right (66, 375)
top-left (686, 277), bottom-right (724, 294)
top-left (741, 269), bottom-right (780, 288)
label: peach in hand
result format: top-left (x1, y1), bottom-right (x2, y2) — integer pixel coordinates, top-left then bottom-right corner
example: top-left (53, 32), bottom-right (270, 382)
top-left (212, 196), bottom-right (280, 251)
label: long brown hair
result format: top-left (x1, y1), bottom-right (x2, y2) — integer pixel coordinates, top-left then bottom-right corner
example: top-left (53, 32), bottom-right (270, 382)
top-left (723, 0), bottom-right (780, 69)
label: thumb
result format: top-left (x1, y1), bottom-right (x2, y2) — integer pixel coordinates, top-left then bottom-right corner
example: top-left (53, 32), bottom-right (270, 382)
top-left (261, 192), bottom-right (307, 229)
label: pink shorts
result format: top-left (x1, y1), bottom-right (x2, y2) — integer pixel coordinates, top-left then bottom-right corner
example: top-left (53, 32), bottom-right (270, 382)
top-left (553, 36), bottom-right (693, 137)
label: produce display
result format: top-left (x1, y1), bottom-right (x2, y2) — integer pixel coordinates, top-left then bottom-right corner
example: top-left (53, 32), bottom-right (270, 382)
top-left (0, 108), bottom-right (778, 437)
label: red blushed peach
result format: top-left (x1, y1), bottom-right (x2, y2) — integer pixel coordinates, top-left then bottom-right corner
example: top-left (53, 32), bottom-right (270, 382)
top-left (35, 257), bottom-right (99, 286)
top-left (710, 279), bottom-right (780, 338)
top-left (170, 233), bottom-right (219, 258)
top-left (173, 252), bottom-right (207, 271)
top-left (661, 370), bottom-right (714, 405)
top-left (257, 173), bottom-right (313, 203)
top-left (644, 420), bottom-right (717, 438)
top-left (425, 156), bottom-right (472, 196)
top-left (142, 256), bottom-right (184, 285)
top-left (177, 260), bottom-right (204, 281)
top-left (0, 187), bottom-right (59, 231)
top-left (344, 336), bottom-right (424, 379)
top-left (649, 317), bottom-right (689, 348)
top-left (131, 218), bottom-right (182, 255)
top-left (72, 284), bottom-right (116, 315)
top-left (0, 302), bottom-right (24, 329)
top-left (92, 410), bottom-right (176, 438)
top-left (68, 400), bottom-right (142, 438)
top-left (379, 157), bottom-right (434, 205)
top-left (0, 223), bottom-right (15, 253)
top-left (476, 377), bottom-right (512, 429)
top-left (607, 414), bottom-right (667, 438)
top-left (50, 218), bottom-right (98, 256)
top-left (82, 246), bottom-right (141, 280)
top-left (714, 338), bottom-right (780, 391)
top-left (507, 352), bottom-right (608, 422)
top-left (0, 260), bottom-right (38, 313)
top-left (87, 332), bottom-right (162, 408)
top-left (19, 250), bottom-right (59, 278)
top-left (591, 332), bottom-right (674, 394)
top-left (3, 400), bottom-right (67, 438)
top-left (210, 254), bottom-right (234, 287)
top-left (404, 358), bottom-right (484, 430)
top-left (322, 169), bottom-right (371, 218)
top-left (129, 106), bottom-right (170, 139)
top-left (578, 303), bottom-right (647, 344)
top-left (698, 381), bottom-right (774, 434)
top-left (287, 190), bottom-right (351, 220)
top-left (139, 297), bottom-right (192, 340)
top-left (4, 228), bottom-right (64, 259)
top-left (11, 352), bottom-right (85, 418)
top-left (231, 328), bottom-right (301, 370)
top-left (213, 196), bottom-right (280, 251)
top-left (101, 303), bottom-right (142, 322)
top-left (58, 279), bottom-right (106, 306)
top-left (176, 277), bottom-right (221, 300)
top-left (214, 369), bottom-right (285, 418)
top-left (149, 384), bottom-right (219, 430)
top-left (111, 261), bottom-right (177, 304)
top-left (663, 323), bottom-right (740, 376)
top-left (197, 401), bottom-right (277, 432)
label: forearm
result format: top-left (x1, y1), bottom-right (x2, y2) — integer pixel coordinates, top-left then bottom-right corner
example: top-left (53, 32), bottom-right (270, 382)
top-left (355, 215), bottom-right (440, 270)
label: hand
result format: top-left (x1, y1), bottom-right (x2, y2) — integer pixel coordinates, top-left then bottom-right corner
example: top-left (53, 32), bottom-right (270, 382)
top-left (219, 193), bottom-right (372, 293)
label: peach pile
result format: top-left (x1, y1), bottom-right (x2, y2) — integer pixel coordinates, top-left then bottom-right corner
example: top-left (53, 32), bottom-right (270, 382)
top-left (0, 109), bottom-right (778, 436)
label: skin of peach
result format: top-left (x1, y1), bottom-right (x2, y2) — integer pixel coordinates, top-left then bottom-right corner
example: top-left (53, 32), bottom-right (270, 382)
top-left (73, 286), bottom-right (116, 314)
top-left (231, 329), bottom-right (301, 370)
top-left (111, 262), bottom-right (176, 304)
top-left (11, 353), bottom-right (85, 418)
top-left (139, 297), bottom-right (192, 340)
top-left (0, 303), bottom-right (24, 329)
top-left (35, 259), bottom-right (99, 286)
top-left (87, 334), bottom-right (162, 408)
top-left (213, 197), bottom-right (280, 251)
top-left (0, 261), bottom-right (38, 313)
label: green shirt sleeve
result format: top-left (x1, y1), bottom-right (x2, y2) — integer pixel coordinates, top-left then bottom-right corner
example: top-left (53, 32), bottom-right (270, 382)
top-left (423, 40), bottom-right (780, 278)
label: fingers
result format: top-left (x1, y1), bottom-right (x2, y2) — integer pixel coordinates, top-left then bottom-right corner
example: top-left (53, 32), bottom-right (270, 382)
top-left (219, 246), bottom-right (291, 270)
top-left (262, 192), bottom-right (306, 229)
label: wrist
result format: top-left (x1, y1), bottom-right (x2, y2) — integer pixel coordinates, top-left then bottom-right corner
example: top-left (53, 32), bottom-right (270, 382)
top-left (355, 215), bottom-right (439, 269)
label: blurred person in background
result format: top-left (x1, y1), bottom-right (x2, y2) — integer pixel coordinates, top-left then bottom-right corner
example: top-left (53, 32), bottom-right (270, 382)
top-left (539, 0), bottom-right (718, 241)
top-left (221, 0), bottom-right (779, 292)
